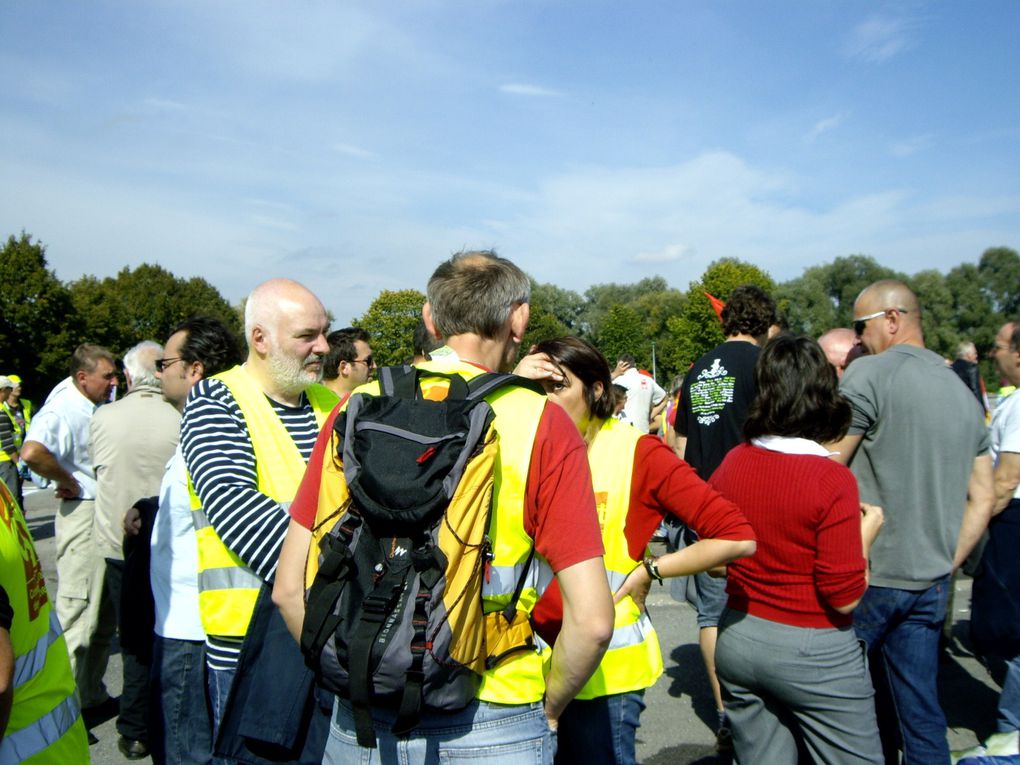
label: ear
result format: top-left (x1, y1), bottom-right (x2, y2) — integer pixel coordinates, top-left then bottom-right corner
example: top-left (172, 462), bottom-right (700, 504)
top-left (251, 324), bottom-right (270, 355)
top-left (592, 381), bottom-right (605, 402)
top-left (422, 304), bottom-right (439, 340)
top-left (188, 360), bottom-right (205, 383)
top-left (509, 302), bottom-right (530, 344)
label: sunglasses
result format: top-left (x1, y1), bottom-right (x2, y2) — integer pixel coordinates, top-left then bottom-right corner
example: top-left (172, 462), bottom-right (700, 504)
top-left (350, 356), bottom-right (375, 368)
top-left (155, 357), bottom-right (183, 372)
top-left (853, 308), bottom-right (908, 336)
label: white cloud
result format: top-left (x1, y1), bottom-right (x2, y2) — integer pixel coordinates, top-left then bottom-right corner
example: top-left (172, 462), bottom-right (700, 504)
top-left (843, 16), bottom-right (914, 63)
top-left (632, 244), bottom-right (695, 264)
top-left (330, 142), bottom-right (376, 160)
top-left (805, 112), bottom-right (848, 142)
top-left (143, 97), bottom-right (188, 112)
top-left (499, 83), bottom-right (561, 97)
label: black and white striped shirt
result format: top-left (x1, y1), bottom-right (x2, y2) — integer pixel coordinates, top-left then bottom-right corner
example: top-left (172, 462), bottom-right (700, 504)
top-left (181, 376), bottom-right (319, 670)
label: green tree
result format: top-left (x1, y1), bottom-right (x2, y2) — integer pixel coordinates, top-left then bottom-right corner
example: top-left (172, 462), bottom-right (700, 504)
top-left (353, 289), bottom-right (426, 367)
top-left (0, 233), bottom-right (78, 393)
top-left (69, 263), bottom-right (240, 355)
top-left (529, 281), bottom-right (586, 335)
top-left (595, 304), bottom-right (645, 367)
top-left (664, 258), bottom-right (775, 372)
top-left (978, 246), bottom-right (1020, 317)
top-left (908, 269), bottom-right (957, 359)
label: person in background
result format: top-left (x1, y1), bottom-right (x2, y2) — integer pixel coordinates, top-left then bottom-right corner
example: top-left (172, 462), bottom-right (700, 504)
top-left (818, 327), bottom-right (861, 379)
top-left (710, 334), bottom-right (884, 764)
top-left (0, 378), bottom-right (20, 508)
top-left (321, 327), bottom-right (374, 398)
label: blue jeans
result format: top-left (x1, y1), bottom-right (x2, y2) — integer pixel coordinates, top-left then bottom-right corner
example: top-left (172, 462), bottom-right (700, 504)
top-left (853, 578), bottom-right (951, 765)
top-left (207, 665), bottom-right (236, 765)
top-left (152, 637), bottom-right (212, 765)
top-left (998, 654), bottom-right (1020, 733)
top-left (555, 691), bottom-right (645, 765)
top-left (324, 697), bottom-right (556, 764)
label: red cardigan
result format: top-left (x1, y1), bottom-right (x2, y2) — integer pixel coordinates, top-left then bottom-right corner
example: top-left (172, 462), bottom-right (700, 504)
top-left (710, 443), bottom-right (867, 628)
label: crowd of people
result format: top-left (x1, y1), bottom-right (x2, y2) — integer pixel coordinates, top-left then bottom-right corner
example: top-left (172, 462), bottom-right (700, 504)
top-left (0, 250), bottom-right (1014, 765)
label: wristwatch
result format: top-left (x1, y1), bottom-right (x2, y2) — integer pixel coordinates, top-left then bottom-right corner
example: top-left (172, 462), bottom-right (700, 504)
top-left (643, 556), bottom-right (663, 584)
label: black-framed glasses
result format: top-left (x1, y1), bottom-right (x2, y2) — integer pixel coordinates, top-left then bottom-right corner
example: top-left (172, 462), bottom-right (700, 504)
top-left (853, 308), bottom-right (908, 337)
top-left (350, 356), bottom-right (375, 368)
top-left (155, 357), bottom-right (183, 372)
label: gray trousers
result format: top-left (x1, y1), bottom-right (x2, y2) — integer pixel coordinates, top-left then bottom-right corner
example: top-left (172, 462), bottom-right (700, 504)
top-left (716, 609), bottom-right (883, 765)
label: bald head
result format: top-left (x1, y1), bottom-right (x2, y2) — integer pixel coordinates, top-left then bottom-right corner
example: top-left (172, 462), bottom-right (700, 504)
top-left (244, 278), bottom-right (330, 402)
top-left (853, 280), bottom-right (924, 354)
top-left (818, 328), bottom-right (859, 378)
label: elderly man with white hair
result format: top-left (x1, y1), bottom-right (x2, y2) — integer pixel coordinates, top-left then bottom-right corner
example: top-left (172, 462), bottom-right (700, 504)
top-left (89, 339), bottom-right (181, 758)
top-left (181, 279), bottom-right (338, 762)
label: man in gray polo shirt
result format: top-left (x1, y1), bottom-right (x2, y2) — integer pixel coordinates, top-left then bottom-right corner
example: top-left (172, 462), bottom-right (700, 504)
top-left (832, 280), bottom-right (993, 765)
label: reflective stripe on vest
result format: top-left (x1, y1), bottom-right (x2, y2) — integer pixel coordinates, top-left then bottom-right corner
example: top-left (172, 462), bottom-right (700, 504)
top-left (0, 694), bottom-right (80, 765)
top-left (0, 479), bottom-right (88, 765)
top-left (311, 360), bottom-right (550, 704)
top-left (191, 366), bottom-right (337, 637)
top-left (575, 418), bottom-right (663, 699)
top-left (12, 611), bottom-right (62, 690)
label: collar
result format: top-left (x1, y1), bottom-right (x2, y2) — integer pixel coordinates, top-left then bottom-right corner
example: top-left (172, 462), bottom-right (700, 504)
top-left (751, 435), bottom-right (834, 457)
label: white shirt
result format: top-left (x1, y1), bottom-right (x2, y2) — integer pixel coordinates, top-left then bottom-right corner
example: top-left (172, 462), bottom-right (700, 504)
top-left (25, 382), bottom-right (98, 499)
top-left (991, 391), bottom-right (1020, 501)
top-left (150, 445), bottom-right (205, 640)
top-left (617, 367), bottom-right (666, 434)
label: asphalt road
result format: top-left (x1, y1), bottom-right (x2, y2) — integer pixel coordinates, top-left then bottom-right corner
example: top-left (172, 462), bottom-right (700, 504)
top-left (22, 486), bottom-right (1002, 764)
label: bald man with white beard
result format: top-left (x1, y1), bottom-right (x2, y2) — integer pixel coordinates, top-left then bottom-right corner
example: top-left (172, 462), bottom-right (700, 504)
top-left (181, 278), bottom-right (339, 761)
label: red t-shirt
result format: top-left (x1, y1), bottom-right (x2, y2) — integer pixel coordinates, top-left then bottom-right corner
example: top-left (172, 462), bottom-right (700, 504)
top-left (289, 396), bottom-right (604, 574)
top-left (709, 443), bottom-right (867, 628)
top-left (532, 434), bottom-right (756, 643)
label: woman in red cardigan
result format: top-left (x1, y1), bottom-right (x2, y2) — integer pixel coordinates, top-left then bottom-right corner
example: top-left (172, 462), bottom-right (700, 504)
top-left (710, 334), bottom-right (885, 765)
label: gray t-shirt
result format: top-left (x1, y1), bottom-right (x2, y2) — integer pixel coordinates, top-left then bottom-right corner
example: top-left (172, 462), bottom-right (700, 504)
top-left (839, 344), bottom-right (990, 590)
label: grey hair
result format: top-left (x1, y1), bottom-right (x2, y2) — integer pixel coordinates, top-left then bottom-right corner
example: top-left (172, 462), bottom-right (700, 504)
top-left (956, 341), bottom-right (977, 360)
top-left (123, 340), bottom-right (163, 389)
top-left (426, 250), bottom-right (531, 340)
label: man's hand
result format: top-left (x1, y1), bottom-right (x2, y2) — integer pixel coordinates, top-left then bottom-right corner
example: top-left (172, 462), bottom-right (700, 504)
top-left (610, 360), bottom-right (631, 380)
top-left (54, 477), bottom-right (82, 500)
top-left (123, 506), bottom-right (142, 536)
top-left (860, 502), bottom-right (884, 553)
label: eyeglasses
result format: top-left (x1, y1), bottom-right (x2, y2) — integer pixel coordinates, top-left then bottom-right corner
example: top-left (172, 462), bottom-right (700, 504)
top-left (350, 356), bottom-right (375, 368)
top-left (853, 308), bottom-right (908, 336)
top-left (155, 357), bottom-right (183, 372)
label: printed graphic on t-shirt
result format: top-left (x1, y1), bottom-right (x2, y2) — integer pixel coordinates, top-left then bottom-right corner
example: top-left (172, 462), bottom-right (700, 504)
top-left (689, 359), bottom-right (735, 426)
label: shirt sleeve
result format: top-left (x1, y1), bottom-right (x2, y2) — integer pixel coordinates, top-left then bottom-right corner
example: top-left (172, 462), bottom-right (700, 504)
top-left (24, 408), bottom-right (69, 458)
top-left (813, 467), bottom-right (868, 610)
top-left (838, 362), bottom-right (879, 436)
top-left (0, 416), bottom-right (14, 456)
top-left (625, 437), bottom-right (755, 561)
top-left (524, 402), bottom-right (604, 573)
top-left (181, 379), bottom-right (288, 583)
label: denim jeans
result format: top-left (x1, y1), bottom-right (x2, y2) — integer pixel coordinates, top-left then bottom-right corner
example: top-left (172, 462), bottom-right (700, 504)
top-left (207, 665), bottom-right (236, 765)
top-left (853, 577), bottom-right (951, 765)
top-left (555, 691), bottom-right (645, 765)
top-left (324, 697), bottom-right (556, 764)
top-left (998, 654), bottom-right (1020, 733)
top-left (151, 637), bottom-right (212, 765)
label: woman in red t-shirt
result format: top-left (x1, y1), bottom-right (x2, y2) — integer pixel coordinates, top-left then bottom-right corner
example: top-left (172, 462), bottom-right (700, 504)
top-left (515, 336), bottom-right (756, 765)
top-left (709, 334), bottom-right (885, 765)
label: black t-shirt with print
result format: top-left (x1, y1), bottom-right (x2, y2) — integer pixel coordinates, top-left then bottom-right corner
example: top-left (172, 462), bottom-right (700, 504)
top-left (678, 340), bottom-right (759, 481)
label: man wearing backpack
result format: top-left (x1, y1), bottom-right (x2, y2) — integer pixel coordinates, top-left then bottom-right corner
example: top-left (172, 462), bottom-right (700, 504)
top-left (181, 278), bottom-right (338, 762)
top-left (274, 250), bottom-right (614, 764)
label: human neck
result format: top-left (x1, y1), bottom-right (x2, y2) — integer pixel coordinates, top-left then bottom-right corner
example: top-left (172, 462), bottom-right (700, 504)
top-left (726, 333), bottom-right (759, 346)
top-left (444, 335), bottom-right (510, 373)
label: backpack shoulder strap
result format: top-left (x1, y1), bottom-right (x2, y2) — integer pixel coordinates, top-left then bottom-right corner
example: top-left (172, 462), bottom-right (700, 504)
top-left (467, 372), bottom-right (545, 400)
top-left (376, 365), bottom-right (471, 400)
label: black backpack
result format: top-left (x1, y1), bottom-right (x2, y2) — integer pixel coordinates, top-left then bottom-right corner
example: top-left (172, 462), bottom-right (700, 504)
top-left (300, 366), bottom-right (542, 748)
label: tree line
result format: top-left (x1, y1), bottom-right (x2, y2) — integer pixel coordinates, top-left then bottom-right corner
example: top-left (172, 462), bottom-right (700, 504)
top-left (3, 231), bottom-right (1018, 397)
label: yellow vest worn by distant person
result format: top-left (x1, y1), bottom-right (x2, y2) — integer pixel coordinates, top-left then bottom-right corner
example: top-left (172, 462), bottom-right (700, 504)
top-left (191, 365), bottom-right (337, 638)
top-left (305, 359), bottom-right (551, 705)
top-left (0, 480), bottom-right (89, 765)
top-left (576, 417), bottom-right (663, 699)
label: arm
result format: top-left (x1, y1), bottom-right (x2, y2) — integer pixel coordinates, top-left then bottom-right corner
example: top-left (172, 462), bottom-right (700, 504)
top-left (831, 503), bottom-right (884, 614)
top-left (953, 453), bottom-right (995, 571)
top-left (543, 557), bottom-right (613, 727)
top-left (20, 441), bottom-right (80, 498)
top-left (272, 519), bottom-right (313, 643)
top-left (648, 397), bottom-right (668, 432)
top-left (827, 433), bottom-right (862, 466)
top-left (992, 452), bottom-right (1020, 516)
top-left (181, 381), bottom-right (291, 581)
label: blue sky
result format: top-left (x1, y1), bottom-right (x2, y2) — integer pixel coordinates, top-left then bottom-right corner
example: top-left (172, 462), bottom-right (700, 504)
top-left (2, 1), bottom-right (1018, 323)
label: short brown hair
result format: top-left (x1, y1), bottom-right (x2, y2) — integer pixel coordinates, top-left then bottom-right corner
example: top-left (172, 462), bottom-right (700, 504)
top-left (70, 344), bottom-right (114, 377)
top-left (426, 251), bottom-right (530, 340)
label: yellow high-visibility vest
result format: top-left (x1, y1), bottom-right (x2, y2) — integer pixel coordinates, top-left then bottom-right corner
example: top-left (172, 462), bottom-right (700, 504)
top-left (307, 360), bottom-right (551, 705)
top-left (576, 417), bottom-right (662, 699)
top-left (191, 365), bottom-right (337, 637)
top-left (0, 480), bottom-right (89, 764)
